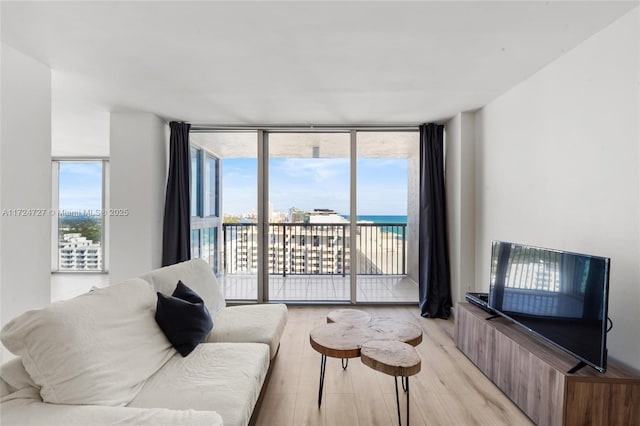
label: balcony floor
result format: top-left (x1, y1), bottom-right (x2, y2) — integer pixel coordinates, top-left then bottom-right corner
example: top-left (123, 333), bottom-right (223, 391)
top-left (51, 273), bottom-right (418, 304)
top-left (220, 274), bottom-right (418, 303)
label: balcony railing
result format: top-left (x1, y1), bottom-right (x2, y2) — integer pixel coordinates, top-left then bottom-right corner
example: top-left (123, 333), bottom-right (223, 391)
top-left (223, 223), bottom-right (406, 276)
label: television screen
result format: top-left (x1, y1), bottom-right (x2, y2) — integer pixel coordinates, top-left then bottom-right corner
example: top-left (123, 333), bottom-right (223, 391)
top-left (488, 241), bottom-right (610, 373)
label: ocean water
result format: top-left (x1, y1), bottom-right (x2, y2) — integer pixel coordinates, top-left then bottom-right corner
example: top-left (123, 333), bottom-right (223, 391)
top-left (342, 215), bottom-right (407, 236)
top-left (342, 215), bottom-right (407, 224)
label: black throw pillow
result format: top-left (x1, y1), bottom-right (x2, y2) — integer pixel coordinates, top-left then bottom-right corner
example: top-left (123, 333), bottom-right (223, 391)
top-left (155, 280), bottom-right (213, 357)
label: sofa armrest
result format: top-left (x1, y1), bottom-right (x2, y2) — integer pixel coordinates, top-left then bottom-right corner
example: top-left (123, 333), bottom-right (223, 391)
top-left (206, 304), bottom-right (287, 359)
top-left (2, 389), bottom-right (223, 426)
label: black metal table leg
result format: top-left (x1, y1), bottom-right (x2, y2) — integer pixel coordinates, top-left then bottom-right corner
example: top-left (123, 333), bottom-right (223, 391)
top-left (318, 354), bottom-right (327, 408)
top-left (395, 377), bottom-right (402, 425)
top-left (406, 377), bottom-right (410, 426)
top-left (394, 376), bottom-right (410, 426)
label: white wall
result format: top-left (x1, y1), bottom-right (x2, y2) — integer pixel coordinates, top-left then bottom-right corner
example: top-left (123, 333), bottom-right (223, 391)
top-left (0, 45), bottom-right (52, 331)
top-left (109, 113), bottom-right (167, 284)
top-left (52, 69), bottom-right (110, 157)
top-left (446, 112), bottom-right (476, 306)
top-left (474, 9), bottom-right (640, 370)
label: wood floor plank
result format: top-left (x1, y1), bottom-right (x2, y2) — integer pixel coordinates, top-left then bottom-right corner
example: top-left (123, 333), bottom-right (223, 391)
top-left (349, 357), bottom-right (383, 395)
top-left (254, 391), bottom-right (296, 426)
top-left (354, 395), bottom-right (394, 426)
top-left (266, 351), bottom-right (303, 394)
top-left (418, 391), bottom-right (484, 426)
top-left (350, 361), bottom-right (392, 426)
top-left (379, 376), bottom-right (428, 426)
top-left (292, 391), bottom-right (326, 426)
top-left (324, 393), bottom-right (360, 426)
top-left (314, 356), bottom-right (356, 396)
top-left (296, 355), bottom-right (325, 397)
top-left (252, 306), bottom-right (532, 426)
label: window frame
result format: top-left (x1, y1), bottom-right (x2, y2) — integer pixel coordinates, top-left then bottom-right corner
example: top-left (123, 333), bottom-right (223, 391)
top-left (51, 158), bottom-right (109, 273)
top-left (190, 146), bottom-right (222, 275)
top-left (189, 126), bottom-right (419, 303)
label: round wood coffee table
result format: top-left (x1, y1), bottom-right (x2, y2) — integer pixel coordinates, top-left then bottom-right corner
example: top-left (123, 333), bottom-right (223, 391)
top-left (361, 340), bottom-right (421, 426)
top-left (367, 320), bottom-right (423, 347)
top-left (310, 323), bottom-right (369, 359)
top-left (310, 322), bottom-right (371, 407)
top-left (310, 311), bottom-right (423, 408)
top-left (326, 309), bottom-right (372, 326)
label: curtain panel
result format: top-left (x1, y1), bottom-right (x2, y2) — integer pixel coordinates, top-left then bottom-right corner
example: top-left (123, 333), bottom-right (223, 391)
top-left (161, 121), bottom-right (191, 266)
top-left (418, 123), bottom-right (453, 319)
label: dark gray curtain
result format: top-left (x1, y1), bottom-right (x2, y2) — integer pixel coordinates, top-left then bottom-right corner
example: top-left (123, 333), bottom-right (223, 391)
top-left (418, 123), bottom-right (452, 319)
top-left (162, 121), bottom-right (191, 266)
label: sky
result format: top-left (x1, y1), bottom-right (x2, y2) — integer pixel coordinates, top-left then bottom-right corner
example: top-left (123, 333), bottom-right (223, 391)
top-left (223, 157), bottom-right (408, 216)
top-left (58, 162), bottom-right (103, 212)
top-left (58, 157), bottom-right (408, 217)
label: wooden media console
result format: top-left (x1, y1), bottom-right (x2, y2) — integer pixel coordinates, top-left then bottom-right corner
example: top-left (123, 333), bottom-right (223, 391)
top-left (454, 303), bottom-right (640, 425)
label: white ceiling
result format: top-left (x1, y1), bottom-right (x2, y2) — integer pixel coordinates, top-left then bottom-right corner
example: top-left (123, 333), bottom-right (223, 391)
top-left (1, 1), bottom-right (638, 155)
top-left (190, 130), bottom-right (419, 158)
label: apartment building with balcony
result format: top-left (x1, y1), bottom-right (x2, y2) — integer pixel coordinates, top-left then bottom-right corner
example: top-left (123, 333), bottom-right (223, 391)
top-left (225, 223), bottom-right (351, 276)
top-left (224, 209), bottom-right (408, 279)
top-left (58, 233), bottom-right (103, 271)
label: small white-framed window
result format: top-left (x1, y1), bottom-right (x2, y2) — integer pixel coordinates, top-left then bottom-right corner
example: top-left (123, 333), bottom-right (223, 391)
top-left (51, 159), bottom-right (109, 272)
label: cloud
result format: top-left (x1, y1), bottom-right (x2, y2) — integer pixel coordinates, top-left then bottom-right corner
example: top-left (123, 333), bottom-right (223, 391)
top-left (358, 158), bottom-right (407, 169)
top-left (60, 162), bottom-right (102, 178)
top-left (276, 158), bottom-right (349, 184)
top-left (220, 157), bottom-right (408, 215)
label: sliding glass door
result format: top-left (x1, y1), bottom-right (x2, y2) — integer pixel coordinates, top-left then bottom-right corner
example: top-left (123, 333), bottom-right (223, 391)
top-left (355, 132), bottom-right (419, 302)
top-left (189, 128), bottom-right (418, 304)
top-left (268, 132), bottom-right (351, 302)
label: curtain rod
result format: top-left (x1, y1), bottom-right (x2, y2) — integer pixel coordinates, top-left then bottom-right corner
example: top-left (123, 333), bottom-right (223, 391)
top-left (190, 124), bottom-right (420, 132)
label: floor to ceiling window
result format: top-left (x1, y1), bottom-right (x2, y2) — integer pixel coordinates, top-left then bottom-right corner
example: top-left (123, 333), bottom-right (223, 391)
top-left (189, 127), bottom-right (418, 304)
top-left (190, 131), bottom-right (258, 300)
top-left (190, 146), bottom-right (222, 277)
top-left (355, 132), bottom-right (419, 302)
top-left (268, 132), bottom-right (351, 302)
top-left (52, 160), bottom-right (108, 272)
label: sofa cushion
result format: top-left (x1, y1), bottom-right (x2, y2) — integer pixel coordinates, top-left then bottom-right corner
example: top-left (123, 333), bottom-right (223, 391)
top-left (1, 394), bottom-right (224, 426)
top-left (0, 278), bottom-right (174, 405)
top-left (207, 304), bottom-right (288, 359)
top-left (0, 378), bottom-right (13, 398)
top-left (140, 259), bottom-right (226, 318)
top-left (0, 358), bottom-right (37, 392)
top-left (129, 343), bottom-right (270, 426)
top-left (155, 281), bottom-right (213, 357)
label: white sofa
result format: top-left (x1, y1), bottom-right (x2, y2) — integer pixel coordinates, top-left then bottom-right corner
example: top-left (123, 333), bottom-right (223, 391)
top-left (139, 259), bottom-right (288, 359)
top-left (0, 259), bottom-right (288, 426)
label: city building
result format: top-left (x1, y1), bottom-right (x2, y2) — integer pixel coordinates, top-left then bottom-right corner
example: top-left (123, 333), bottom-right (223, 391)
top-left (224, 208), bottom-right (406, 276)
top-left (226, 208), bottom-right (350, 275)
top-left (304, 209), bottom-right (348, 224)
top-left (58, 233), bottom-right (103, 271)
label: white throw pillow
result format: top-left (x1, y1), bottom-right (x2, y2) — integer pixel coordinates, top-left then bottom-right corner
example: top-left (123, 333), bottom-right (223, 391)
top-left (0, 278), bottom-right (174, 406)
top-left (140, 259), bottom-right (226, 318)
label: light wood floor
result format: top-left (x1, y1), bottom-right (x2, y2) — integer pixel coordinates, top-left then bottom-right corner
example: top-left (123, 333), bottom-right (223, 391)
top-left (253, 306), bottom-right (534, 426)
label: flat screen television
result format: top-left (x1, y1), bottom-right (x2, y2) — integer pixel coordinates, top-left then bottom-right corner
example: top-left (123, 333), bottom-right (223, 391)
top-left (488, 241), bottom-right (610, 373)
